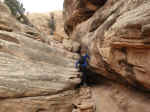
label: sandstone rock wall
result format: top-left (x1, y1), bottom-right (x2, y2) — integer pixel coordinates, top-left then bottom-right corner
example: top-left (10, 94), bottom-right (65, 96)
top-left (1, 0), bottom-right (150, 112)
top-left (64, 0), bottom-right (150, 111)
top-left (63, 0), bottom-right (107, 35)
top-left (0, 2), bottom-right (84, 112)
top-left (92, 78), bottom-right (150, 112)
top-left (64, 0), bottom-right (150, 91)
top-left (27, 11), bottom-right (68, 38)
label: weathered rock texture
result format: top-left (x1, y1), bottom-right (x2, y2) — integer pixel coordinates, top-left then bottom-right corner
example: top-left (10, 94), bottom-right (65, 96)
top-left (63, 0), bottom-right (107, 35)
top-left (27, 11), bottom-right (68, 38)
top-left (27, 11), bottom-right (82, 53)
top-left (64, 0), bottom-right (150, 91)
top-left (0, 2), bottom-right (86, 112)
top-left (0, 2), bottom-right (53, 46)
top-left (92, 78), bottom-right (150, 112)
top-left (1, 0), bottom-right (150, 111)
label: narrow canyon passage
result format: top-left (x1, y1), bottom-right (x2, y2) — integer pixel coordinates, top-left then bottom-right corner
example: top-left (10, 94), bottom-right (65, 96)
top-left (0, 0), bottom-right (150, 112)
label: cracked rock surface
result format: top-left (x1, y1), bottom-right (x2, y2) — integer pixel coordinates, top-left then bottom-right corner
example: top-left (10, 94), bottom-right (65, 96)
top-left (64, 0), bottom-right (150, 90)
top-left (0, 2), bottom-right (83, 112)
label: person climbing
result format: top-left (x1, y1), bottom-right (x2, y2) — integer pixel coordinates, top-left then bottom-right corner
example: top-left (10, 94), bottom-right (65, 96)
top-left (76, 52), bottom-right (90, 86)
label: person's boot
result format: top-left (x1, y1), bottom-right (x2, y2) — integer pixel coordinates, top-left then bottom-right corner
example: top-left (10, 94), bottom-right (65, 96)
top-left (83, 82), bottom-right (87, 87)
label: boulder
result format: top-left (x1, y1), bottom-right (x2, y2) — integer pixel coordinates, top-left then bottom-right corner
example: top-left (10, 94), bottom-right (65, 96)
top-left (53, 32), bottom-right (64, 42)
top-left (63, 39), bottom-right (80, 52)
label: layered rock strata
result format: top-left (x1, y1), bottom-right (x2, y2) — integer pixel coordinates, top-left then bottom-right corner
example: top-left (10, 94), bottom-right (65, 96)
top-left (64, 0), bottom-right (150, 91)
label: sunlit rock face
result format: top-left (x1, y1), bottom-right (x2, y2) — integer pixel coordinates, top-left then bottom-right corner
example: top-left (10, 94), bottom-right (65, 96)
top-left (0, 2), bottom-right (83, 112)
top-left (63, 1), bottom-right (150, 111)
top-left (0, 2), bottom-right (46, 42)
top-left (27, 11), bottom-right (68, 37)
top-left (64, 0), bottom-right (150, 90)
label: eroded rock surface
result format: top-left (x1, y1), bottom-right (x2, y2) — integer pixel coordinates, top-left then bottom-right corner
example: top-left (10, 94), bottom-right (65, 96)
top-left (63, 0), bottom-right (107, 35)
top-left (64, 0), bottom-right (150, 90)
top-left (92, 79), bottom-right (150, 112)
top-left (1, 0), bottom-right (150, 111)
top-left (0, 2), bottom-right (84, 112)
top-left (27, 11), bottom-right (68, 38)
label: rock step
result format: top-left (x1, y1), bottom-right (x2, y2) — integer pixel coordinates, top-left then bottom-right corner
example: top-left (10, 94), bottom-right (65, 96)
top-left (72, 87), bottom-right (95, 112)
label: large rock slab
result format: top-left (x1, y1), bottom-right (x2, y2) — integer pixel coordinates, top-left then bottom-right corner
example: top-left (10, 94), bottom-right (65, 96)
top-left (0, 30), bottom-right (81, 98)
top-left (0, 90), bottom-right (75, 112)
top-left (0, 2), bottom-right (81, 110)
top-left (0, 30), bottom-right (81, 112)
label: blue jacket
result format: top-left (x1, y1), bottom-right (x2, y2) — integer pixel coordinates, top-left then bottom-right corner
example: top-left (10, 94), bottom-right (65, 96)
top-left (76, 54), bottom-right (90, 68)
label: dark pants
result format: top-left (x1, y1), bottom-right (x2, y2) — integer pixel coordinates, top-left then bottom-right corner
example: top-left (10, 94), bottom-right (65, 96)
top-left (79, 66), bottom-right (87, 85)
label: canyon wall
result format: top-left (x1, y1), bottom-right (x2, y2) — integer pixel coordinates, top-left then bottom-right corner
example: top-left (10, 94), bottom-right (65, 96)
top-left (64, 0), bottom-right (150, 111)
top-left (64, 0), bottom-right (150, 91)
top-left (27, 11), bottom-right (68, 38)
top-left (0, 2), bottom-right (83, 112)
top-left (0, 0), bottom-right (150, 112)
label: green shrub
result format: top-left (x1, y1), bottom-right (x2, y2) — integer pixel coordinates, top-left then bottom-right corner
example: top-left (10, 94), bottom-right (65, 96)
top-left (4, 0), bottom-right (33, 26)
